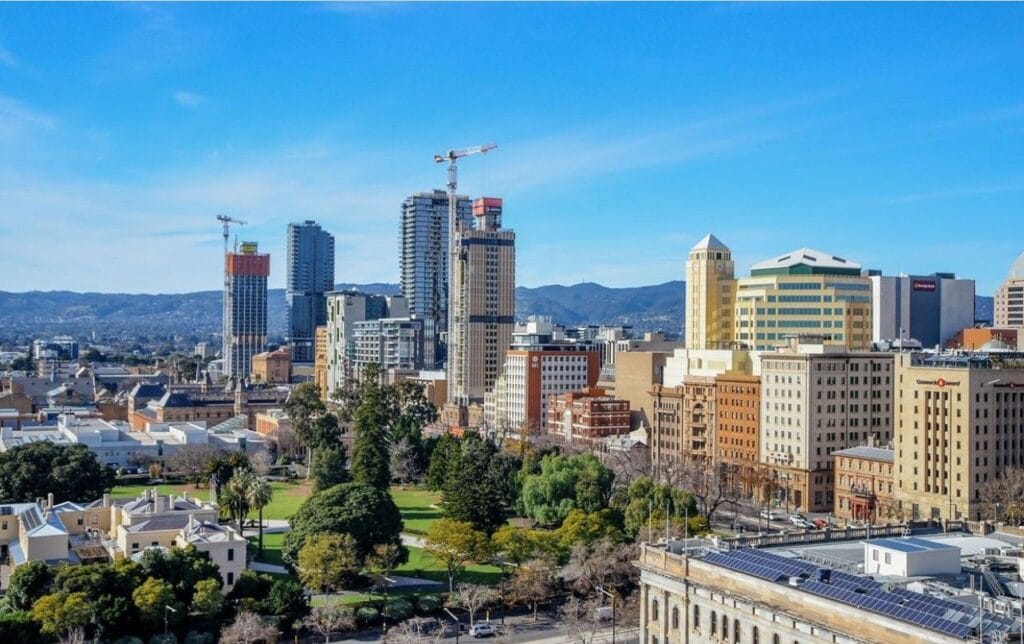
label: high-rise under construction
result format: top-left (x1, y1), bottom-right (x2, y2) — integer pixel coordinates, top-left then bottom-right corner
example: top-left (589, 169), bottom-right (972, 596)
top-left (447, 197), bottom-right (515, 406)
top-left (223, 241), bottom-right (269, 378)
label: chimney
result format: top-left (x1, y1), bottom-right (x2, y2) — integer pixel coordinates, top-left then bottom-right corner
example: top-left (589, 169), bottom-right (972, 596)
top-left (47, 493), bottom-right (54, 509)
top-left (102, 493), bottom-right (111, 508)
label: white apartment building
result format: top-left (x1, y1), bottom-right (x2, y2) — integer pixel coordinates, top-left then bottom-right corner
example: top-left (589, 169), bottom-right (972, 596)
top-left (325, 291), bottom-right (408, 393)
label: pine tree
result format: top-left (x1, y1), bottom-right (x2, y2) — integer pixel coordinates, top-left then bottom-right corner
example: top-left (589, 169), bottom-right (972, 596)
top-left (349, 375), bottom-right (391, 490)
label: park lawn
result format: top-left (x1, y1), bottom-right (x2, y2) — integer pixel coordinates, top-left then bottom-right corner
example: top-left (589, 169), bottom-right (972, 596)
top-left (397, 545), bottom-right (502, 587)
top-left (111, 482), bottom-right (197, 498)
top-left (390, 486), bottom-right (442, 536)
top-left (248, 531), bottom-right (286, 567)
top-left (246, 481), bottom-right (312, 521)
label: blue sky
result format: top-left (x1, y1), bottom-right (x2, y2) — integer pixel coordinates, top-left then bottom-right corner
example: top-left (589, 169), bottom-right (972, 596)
top-left (0, 3), bottom-right (1022, 295)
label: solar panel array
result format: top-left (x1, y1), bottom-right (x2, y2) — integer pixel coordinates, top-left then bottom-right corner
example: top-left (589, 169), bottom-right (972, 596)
top-left (702, 549), bottom-right (975, 640)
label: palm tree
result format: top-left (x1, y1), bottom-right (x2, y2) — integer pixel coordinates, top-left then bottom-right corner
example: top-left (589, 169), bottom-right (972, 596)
top-left (224, 469), bottom-right (256, 532)
top-left (245, 476), bottom-right (274, 557)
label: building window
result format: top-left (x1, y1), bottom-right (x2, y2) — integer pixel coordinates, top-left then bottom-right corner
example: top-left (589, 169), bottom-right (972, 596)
top-left (693, 604), bottom-right (700, 630)
top-left (672, 607), bottom-right (679, 629)
top-left (711, 611), bottom-right (717, 636)
top-left (227, 572), bottom-right (234, 586)
top-left (722, 614), bottom-right (729, 640)
top-left (227, 548), bottom-right (235, 561)
top-left (773, 636), bottom-right (780, 644)
top-left (651, 599), bottom-right (658, 621)
top-left (735, 619), bottom-right (741, 643)
top-left (753, 626), bottom-right (760, 644)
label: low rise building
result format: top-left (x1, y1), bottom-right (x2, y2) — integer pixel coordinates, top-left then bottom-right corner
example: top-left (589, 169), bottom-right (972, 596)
top-left (251, 347), bottom-right (291, 384)
top-left (546, 387), bottom-right (630, 447)
top-left (129, 383), bottom-right (289, 431)
top-left (636, 537), bottom-right (1019, 644)
top-left (833, 445), bottom-right (895, 522)
top-left (947, 327), bottom-right (1020, 351)
top-left (0, 414), bottom-right (265, 469)
top-left (0, 490), bottom-right (245, 591)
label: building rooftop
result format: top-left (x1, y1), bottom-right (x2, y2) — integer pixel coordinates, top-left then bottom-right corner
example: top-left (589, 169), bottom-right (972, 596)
top-left (833, 446), bottom-right (894, 462)
top-left (690, 233), bottom-right (729, 252)
top-left (867, 537), bottom-right (958, 553)
top-left (750, 247), bottom-right (862, 276)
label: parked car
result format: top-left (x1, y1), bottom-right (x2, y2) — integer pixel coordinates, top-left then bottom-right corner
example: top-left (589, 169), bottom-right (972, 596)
top-left (813, 518), bottom-right (828, 529)
top-left (789, 516), bottom-right (816, 529)
top-left (470, 623), bottom-right (499, 638)
top-left (759, 509), bottom-right (782, 521)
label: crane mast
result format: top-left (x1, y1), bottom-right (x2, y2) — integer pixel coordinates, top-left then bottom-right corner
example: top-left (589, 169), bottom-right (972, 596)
top-left (216, 214), bottom-right (248, 376)
top-left (434, 143), bottom-right (497, 406)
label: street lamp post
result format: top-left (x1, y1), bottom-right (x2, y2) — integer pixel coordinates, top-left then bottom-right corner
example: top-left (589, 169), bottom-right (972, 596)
top-left (596, 586), bottom-right (616, 644)
top-left (163, 605), bottom-right (177, 636)
top-left (444, 607), bottom-right (461, 644)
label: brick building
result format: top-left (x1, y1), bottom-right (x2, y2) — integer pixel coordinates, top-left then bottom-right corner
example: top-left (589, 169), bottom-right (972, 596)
top-left (833, 445), bottom-right (895, 522)
top-left (546, 387), bottom-right (630, 447)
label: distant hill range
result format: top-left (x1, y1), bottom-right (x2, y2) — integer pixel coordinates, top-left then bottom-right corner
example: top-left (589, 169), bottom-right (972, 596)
top-left (0, 283), bottom-right (995, 342)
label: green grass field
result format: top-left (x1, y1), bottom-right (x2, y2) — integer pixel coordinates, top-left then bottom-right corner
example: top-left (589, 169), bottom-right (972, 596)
top-left (111, 481), bottom-right (311, 522)
top-left (397, 545), bottom-right (502, 587)
top-left (247, 531), bottom-right (286, 567)
top-left (390, 486), bottom-right (441, 535)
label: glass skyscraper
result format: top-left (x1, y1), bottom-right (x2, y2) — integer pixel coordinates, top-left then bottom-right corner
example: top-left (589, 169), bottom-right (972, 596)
top-left (399, 190), bottom-right (472, 368)
top-left (286, 220), bottom-right (335, 363)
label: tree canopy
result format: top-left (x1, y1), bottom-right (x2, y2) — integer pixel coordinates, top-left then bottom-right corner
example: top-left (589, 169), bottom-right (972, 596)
top-left (518, 453), bottom-right (614, 526)
top-left (0, 442), bottom-right (114, 503)
top-left (282, 481), bottom-right (406, 567)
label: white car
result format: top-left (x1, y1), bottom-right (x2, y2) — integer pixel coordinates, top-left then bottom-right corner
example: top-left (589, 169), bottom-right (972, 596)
top-left (759, 509), bottom-right (782, 521)
top-left (789, 516), bottom-right (815, 529)
top-left (470, 623), bottom-right (498, 638)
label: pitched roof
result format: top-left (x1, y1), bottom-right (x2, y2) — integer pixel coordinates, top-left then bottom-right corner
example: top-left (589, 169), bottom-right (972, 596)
top-left (691, 233), bottom-right (729, 252)
top-left (751, 248), bottom-right (861, 272)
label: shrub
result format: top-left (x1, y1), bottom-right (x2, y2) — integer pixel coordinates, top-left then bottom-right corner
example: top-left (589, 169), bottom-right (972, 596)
top-left (355, 606), bottom-right (380, 626)
top-left (184, 633), bottom-right (215, 644)
top-left (416, 594), bottom-right (443, 613)
top-left (382, 598), bottom-right (414, 621)
top-left (148, 635), bottom-right (178, 644)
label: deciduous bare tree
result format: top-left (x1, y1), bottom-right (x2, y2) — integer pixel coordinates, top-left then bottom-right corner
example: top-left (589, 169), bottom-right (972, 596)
top-left (220, 610), bottom-right (280, 644)
top-left (560, 596), bottom-right (602, 644)
top-left (450, 583), bottom-right (498, 626)
top-left (980, 468), bottom-right (1024, 525)
top-left (676, 456), bottom-right (741, 522)
top-left (561, 538), bottom-right (638, 596)
top-left (505, 556), bottom-right (557, 621)
top-left (302, 605), bottom-right (356, 644)
top-left (169, 444), bottom-right (221, 487)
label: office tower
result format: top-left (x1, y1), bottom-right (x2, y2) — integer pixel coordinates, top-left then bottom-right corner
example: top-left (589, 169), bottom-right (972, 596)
top-left (286, 220), bottom-right (335, 363)
top-left (325, 291), bottom-right (408, 394)
top-left (995, 251), bottom-right (1024, 329)
top-left (399, 190), bottom-right (473, 368)
top-left (894, 351), bottom-right (1024, 521)
top-left (447, 197), bottom-right (515, 406)
top-left (867, 272), bottom-right (975, 347)
top-left (738, 247), bottom-right (873, 351)
top-left (223, 242), bottom-right (269, 379)
top-left (685, 234), bottom-right (735, 350)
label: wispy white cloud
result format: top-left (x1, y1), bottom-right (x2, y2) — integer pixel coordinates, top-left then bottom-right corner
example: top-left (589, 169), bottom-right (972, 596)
top-left (876, 180), bottom-right (1024, 205)
top-left (0, 96), bottom-right (56, 142)
top-left (172, 91), bottom-right (207, 108)
top-left (317, 2), bottom-right (410, 16)
top-left (0, 46), bottom-right (17, 69)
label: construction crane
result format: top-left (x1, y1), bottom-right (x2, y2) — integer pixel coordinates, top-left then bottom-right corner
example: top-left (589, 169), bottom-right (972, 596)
top-left (434, 143), bottom-right (497, 406)
top-left (216, 214), bottom-right (247, 255)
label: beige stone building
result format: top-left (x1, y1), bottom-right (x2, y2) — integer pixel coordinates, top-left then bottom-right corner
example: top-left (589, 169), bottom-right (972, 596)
top-left (251, 347), bottom-right (291, 384)
top-left (636, 541), bottom-right (1002, 644)
top-left (685, 234), bottom-right (735, 350)
top-left (314, 325), bottom-right (329, 399)
top-left (613, 350), bottom-right (671, 430)
top-left (447, 197), bottom-right (515, 409)
top-left (893, 351), bottom-right (1024, 521)
top-left (760, 340), bottom-right (894, 512)
top-left (994, 251), bottom-right (1024, 329)
top-left (0, 490), bottom-right (246, 591)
